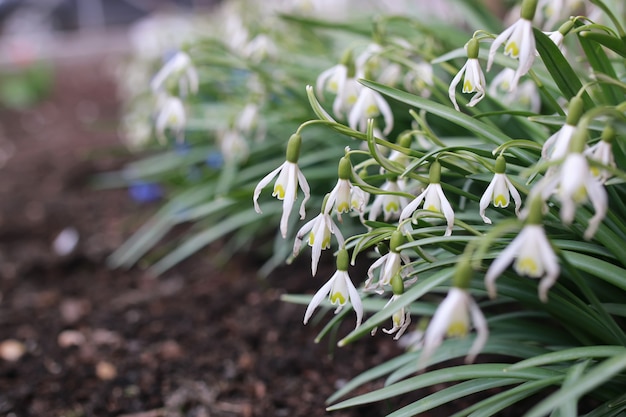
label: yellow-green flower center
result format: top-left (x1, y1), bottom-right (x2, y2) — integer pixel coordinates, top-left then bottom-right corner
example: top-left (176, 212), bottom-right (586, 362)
top-left (516, 256), bottom-right (540, 277)
top-left (493, 193), bottom-right (508, 207)
top-left (273, 184), bottom-right (285, 199)
top-left (505, 41), bottom-right (519, 58)
top-left (330, 291), bottom-right (346, 305)
top-left (447, 320), bottom-right (468, 337)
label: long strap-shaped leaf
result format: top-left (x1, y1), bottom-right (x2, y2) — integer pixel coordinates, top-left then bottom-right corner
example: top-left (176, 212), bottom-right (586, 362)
top-left (533, 28), bottom-right (595, 110)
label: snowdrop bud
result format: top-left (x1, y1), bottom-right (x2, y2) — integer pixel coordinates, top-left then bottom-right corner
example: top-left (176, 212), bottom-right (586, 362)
top-left (286, 133), bottom-right (302, 163)
top-left (557, 20), bottom-right (575, 37)
top-left (601, 125), bottom-right (614, 143)
top-left (429, 160), bottom-right (441, 183)
top-left (565, 96), bottom-right (584, 125)
top-left (467, 38), bottom-right (479, 59)
top-left (398, 131), bottom-right (413, 149)
top-left (568, 125), bottom-right (588, 154)
top-left (526, 196), bottom-right (544, 225)
top-left (336, 248), bottom-right (350, 271)
top-left (389, 230), bottom-right (405, 253)
top-left (391, 272), bottom-right (404, 295)
top-left (338, 156), bottom-right (352, 180)
top-left (495, 155), bottom-right (506, 174)
top-left (452, 258), bottom-right (473, 289)
top-left (520, 0), bottom-right (538, 20)
top-left (340, 49), bottom-right (356, 78)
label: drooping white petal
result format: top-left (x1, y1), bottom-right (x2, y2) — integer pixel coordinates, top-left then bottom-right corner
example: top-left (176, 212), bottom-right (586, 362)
top-left (293, 216), bottom-right (317, 256)
top-left (420, 288), bottom-right (465, 366)
top-left (479, 175), bottom-right (499, 224)
top-left (466, 298), bottom-right (489, 363)
top-left (303, 275), bottom-right (336, 324)
top-left (504, 176), bottom-right (523, 216)
top-left (297, 167), bottom-right (311, 220)
top-left (345, 275), bottom-right (363, 328)
top-left (448, 61), bottom-right (467, 111)
top-left (484, 229), bottom-right (526, 298)
top-left (535, 230), bottom-right (560, 302)
top-left (253, 163), bottom-right (284, 213)
top-left (585, 178), bottom-right (608, 240)
top-left (487, 23), bottom-right (517, 71)
top-left (435, 185), bottom-right (455, 236)
top-left (399, 188), bottom-right (427, 223)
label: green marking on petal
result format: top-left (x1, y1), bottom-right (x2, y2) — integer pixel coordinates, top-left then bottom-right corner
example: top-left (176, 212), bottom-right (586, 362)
top-left (462, 79), bottom-right (474, 93)
top-left (330, 291), bottom-right (346, 305)
top-left (505, 41), bottom-right (519, 58)
top-left (365, 104), bottom-right (379, 117)
top-left (385, 201), bottom-right (399, 213)
top-left (426, 204), bottom-right (439, 212)
top-left (447, 321), bottom-right (468, 338)
top-left (273, 184), bottom-right (285, 199)
top-left (308, 233), bottom-right (315, 246)
top-left (493, 194), bottom-right (509, 207)
top-left (515, 256), bottom-right (540, 277)
top-left (337, 202), bottom-right (350, 213)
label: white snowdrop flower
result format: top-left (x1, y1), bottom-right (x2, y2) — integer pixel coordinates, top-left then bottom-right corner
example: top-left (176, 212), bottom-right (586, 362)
top-left (355, 42), bottom-right (383, 73)
top-left (489, 68), bottom-right (541, 112)
top-left (479, 156), bottom-right (522, 224)
top-left (584, 126), bottom-right (615, 183)
top-left (378, 272), bottom-right (413, 340)
top-left (540, 152), bottom-right (608, 240)
top-left (325, 157), bottom-right (366, 221)
top-left (487, 0), bottom-right (538, 90)
top-left (420, 287), bottom-right (488, 365)
top-left (348, 87), bottom-right (394, 136)
top-left (253, 134), bottom-right (311, 238)
top-left (151, 51), bottom-right (199, 97)
top-left (316, 64), bottom-right (347, 97)
top-left (449, 38), bottom-right (486, 111)
top-left (365, 232), bottom-right (411, 294)
top-left (485, 198), bottom-right (559, 302)
top-left (403, 62), bottom-right (434, 98)
top-left (219, 129), bottom-right (249, 163)
top-left (382, 294), bottom-right (412, 340)
top-left (304, 249), bottom-right (363, 329)
top-left (399, 161), bottom-right (455, 237)
top-left (377, 62), bottom-right (403, 86)
top-left (222, 13), bottom-right (248, 51)
top-left (542, 96), bottom-right (584, 163)
top-left (243, 34), bottom-right (278, 63)
top-left (293, 211), bottom-right (345, 276)
top-left (316, 58), bottom-right (362, 119)
top-left (368, 178), bottom-right (409, 222)
top-left (236, 103), bottom-right (262, 137)
top-left (154, 95), bottom-right (186, 144)
top-left (542, 123), bottom-right (576, 162)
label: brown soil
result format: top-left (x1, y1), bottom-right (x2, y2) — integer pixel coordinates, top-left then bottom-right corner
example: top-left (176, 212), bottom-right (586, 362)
top-left (0, 54), bottom-right (403, 416)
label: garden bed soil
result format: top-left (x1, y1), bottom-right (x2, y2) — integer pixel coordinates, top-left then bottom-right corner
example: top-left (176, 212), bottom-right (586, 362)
top-left (0, 54), bottom-right (410, 417)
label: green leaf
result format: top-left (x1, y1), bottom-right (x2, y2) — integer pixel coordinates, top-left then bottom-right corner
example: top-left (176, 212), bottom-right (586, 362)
top-left (506, 346), bottom-right (626, 371)
top-left (533, 28), bottom-right (594, 110)
top-left (326, 364), bottom-right (561, 410)
top-left (386, 378), bottom-right (522, 417)
top-left (149, 204), bottom-right (282, 275)
top-left (577, 29), bottom-right (623, 105)
top-left (326, 351), bottom-right (419, 404)
top-left (563, 251), bottom-right (626, 291)
top-left (525, 352), bottom-right (626, 417)
top-left (358, 80), bottom-right (538, 163)
top-left (459, 377), bottom-right (563, 417)
top-left (386, 337), bottom-right (549, 385)
top-left (579, 31), bottom-right (626, 57)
